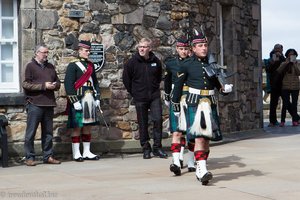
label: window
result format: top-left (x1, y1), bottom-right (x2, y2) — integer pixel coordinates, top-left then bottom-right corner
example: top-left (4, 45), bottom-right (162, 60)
top-left (0, 0), bottom-right (19, 93)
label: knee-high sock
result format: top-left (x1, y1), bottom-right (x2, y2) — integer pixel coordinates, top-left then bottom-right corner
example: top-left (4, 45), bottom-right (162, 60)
top-left (82, 134), bottom-right (97, 158)
top-left (171, 143), bottom-right (181, 167)
top-left (71, 136), bottom-right (82, 159)
top-left (187, 142), bottom-right (195, 168)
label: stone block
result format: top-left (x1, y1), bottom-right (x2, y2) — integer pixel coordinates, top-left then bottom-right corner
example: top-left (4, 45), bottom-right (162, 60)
top-left (21, 30), bottom-right (36, 51)
top-left (36, 10), bottom-right (59, 29)
top-left (20, 0), bottom-right (36, 9)
top-left (21, 9), bottom-right (36, 29)
top-left (124, 8), bottom-right (144, 24)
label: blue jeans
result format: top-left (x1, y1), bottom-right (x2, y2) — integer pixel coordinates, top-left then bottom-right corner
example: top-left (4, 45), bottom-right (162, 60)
top-left (24, 104), bottom-right (54, 161)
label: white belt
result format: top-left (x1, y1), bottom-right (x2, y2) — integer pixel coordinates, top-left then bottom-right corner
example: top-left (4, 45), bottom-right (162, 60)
top-left (189, 87), bottom-right (214, 96)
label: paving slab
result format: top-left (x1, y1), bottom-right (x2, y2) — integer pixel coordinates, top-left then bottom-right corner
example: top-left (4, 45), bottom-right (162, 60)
top-left (0, 124), bottom-right (300, 200)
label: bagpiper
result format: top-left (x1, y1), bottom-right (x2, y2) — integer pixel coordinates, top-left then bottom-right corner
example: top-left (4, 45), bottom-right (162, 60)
top-left (171, 28), bottom-right (233, 185)
top-left (164, 36), bottom-right (196, 176)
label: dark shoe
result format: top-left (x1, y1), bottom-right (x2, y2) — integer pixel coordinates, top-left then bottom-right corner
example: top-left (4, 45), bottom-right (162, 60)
top-left (170, 164), bottom-right (181, 176)
top-left (143, 149), bottom-right (152, 159)
top-left (293, 121), bottom-right (299, 126)
top-left (196, 172), bottom-right (213, 185)
top-left (44, 156), bottom-right (61, 164)
top-left (153, 149), bottom-right (168, 158)
top-left (74, 157), bottom-right (84, 162)
top-left (25, 159), bottom-right (36, 166)
top-left (268, 123), bottom-right (276, 127)
top-left (84, 155), bottom-right (100, 160)
top-left (188, 167), bottom-right (196, 172)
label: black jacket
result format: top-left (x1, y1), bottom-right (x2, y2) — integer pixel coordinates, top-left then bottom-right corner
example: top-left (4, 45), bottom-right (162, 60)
top-left (123, 52), bottom-right (162, 102)
top-left (265, 50), bottom-right (285, 91)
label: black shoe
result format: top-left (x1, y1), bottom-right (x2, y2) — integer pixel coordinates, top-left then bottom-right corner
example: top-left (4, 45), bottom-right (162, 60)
top-left (74, 157), bottom-right (84, 162)
top-left (170, 164), bottom-right (181, 176)
top-left (83, 155), bottom-right (100, 160)
top-left (143, 149), bottom-right (152, 159)
top-left (188, 167), bottom-right (196, 172)
top-left (153, 148), bottom-right (168, 158)
top-left (196, 172), bottom-right (213, 185)
top-left (180, 159), bottom-right (183, 169)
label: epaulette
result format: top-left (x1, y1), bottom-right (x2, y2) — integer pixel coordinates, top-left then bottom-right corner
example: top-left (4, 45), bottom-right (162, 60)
top-left (70, 58), bottom-right (80, 63)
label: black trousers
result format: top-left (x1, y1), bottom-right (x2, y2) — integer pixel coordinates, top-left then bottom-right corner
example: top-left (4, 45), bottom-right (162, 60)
top-left (269, 90), bottom-right (281, 124)
top-left (24, 104), bottom-right (54, 161)
top-left (269, 89), bottom-right (299, 124)
top-left (135, 98), bottom-right (162, 151)
top-left (281, 89), bottom-right (299, 122)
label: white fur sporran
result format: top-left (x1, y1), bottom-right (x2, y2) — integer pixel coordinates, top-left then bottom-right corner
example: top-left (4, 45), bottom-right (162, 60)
top-left (81, 91), bottom-right (97, 124)
top-left (189, 98), bottom-right (213, 138)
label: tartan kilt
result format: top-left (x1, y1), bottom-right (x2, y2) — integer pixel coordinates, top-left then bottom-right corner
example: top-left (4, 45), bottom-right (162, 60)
top-left (67, 86), bottom-right (99, 128)
top-left (169, 103), bottom-right (180, 133)
top-left (186, 101), bottom-right (222, 141)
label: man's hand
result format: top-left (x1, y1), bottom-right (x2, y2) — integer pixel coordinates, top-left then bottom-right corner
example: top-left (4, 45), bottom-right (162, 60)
top-left (73, 101), bottom-right (82, 110)
top-left (45, 82), bottom-right (56, 90)
top-left (223, 84), bottom-right (233, 93)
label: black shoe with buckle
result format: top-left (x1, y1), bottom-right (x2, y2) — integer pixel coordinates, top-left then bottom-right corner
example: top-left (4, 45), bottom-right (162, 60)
top-left (153, 148), bottom-right (168, 158)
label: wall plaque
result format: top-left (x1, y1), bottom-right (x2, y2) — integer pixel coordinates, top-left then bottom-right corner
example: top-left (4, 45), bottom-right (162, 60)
top-left (68, 10), bottom-right (84, 18)
top-left (89, 43), bottom-right (105, 72)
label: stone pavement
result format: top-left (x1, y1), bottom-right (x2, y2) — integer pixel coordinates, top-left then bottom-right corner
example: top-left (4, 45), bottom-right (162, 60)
top-left (1, 122), bottom-right (300, 200)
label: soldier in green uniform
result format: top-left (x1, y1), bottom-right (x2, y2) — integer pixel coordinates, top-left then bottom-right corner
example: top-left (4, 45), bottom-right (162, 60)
top-left (164, 36), bottom-right (196, 176)
top-left (171, 29), bottom-right (233, 185)
top-left (64, 40), bottom-right (101, 162)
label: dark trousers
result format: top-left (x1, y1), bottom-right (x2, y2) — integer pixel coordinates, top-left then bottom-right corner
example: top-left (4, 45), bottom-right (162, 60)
top-left (269, 89), bottom-right (299, 124)
top-left (24, 104), bottom-right (54, 161)
top-left (135, 98), bottom-right (162, 151)
top-left (269, 90), bottom-right (281, 124)
top-left (281, 90), bottom-right (299, 122)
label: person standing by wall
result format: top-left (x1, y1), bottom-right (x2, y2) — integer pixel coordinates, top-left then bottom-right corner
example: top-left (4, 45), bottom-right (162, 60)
top-left (265, 44), bottom-right (299, 126)
top-left (22, 44), bottom-right (61, 166)
top-left (123, 38), bottom-right (168, 159)
top-left (164, 36), bottom-right (195, 175)
top-left (171, 29), bottom-right (233, 185)
top-left (64, 40), bottom-right (101, 162)
top-left (276, 49), bottom-right (300, 126)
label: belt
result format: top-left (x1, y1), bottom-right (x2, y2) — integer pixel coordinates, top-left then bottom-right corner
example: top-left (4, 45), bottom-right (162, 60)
top-left (172, 84), bottom-right (189, 91)
top-left (182, 86), bottom-right (189, 91)
top-left (189, 87), bottom-right (214, 96)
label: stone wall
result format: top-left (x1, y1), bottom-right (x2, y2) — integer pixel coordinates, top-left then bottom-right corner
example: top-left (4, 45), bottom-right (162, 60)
top-left (1, 0), bottom-right (263, 145)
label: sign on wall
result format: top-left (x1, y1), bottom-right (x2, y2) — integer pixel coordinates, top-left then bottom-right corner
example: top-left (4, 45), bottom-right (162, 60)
top-left (89, 43), bottom-right (105, 72)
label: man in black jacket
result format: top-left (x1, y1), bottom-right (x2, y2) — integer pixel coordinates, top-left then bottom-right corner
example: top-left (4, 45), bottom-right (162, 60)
top-left (123, 38), bottom-right (168, 159)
